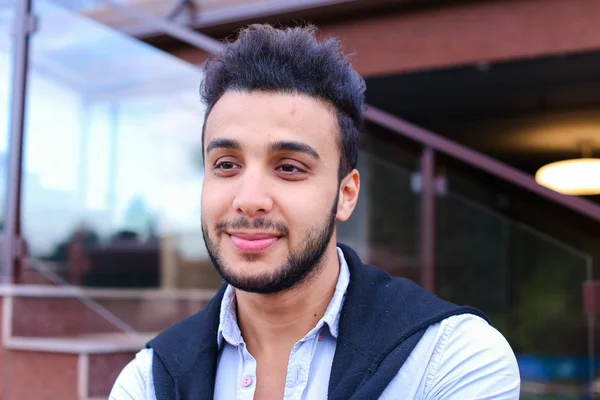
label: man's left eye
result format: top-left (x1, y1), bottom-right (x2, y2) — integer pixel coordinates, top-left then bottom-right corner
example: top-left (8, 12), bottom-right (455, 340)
top-left (278, 164), bottom-right (302, 173)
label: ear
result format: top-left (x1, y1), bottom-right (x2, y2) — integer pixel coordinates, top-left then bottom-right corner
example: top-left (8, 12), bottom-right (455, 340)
top-left (336, 169), bottom-right (360, 222)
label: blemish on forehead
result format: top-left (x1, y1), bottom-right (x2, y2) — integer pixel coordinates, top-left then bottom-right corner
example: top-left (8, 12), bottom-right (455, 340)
top-left (289, 97), bottom-right (297, 116)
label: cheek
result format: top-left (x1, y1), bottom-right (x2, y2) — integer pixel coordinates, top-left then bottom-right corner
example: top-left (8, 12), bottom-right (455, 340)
top-left (201, 184), bottom-right (227, 221)
top-left (278, 188), bottom-right (336, 227)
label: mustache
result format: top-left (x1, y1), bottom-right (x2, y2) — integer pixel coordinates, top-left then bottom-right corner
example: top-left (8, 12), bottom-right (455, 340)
top-left (216, 217), bottom-right (290, 236)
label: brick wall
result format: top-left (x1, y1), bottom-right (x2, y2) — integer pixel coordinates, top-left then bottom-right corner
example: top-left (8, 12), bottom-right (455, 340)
top-left (169, 0), bottom-right (600, 77)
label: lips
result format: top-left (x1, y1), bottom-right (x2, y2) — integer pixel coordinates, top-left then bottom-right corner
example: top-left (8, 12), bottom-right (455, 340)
top-left (228, 232), bottom-right (281, 253)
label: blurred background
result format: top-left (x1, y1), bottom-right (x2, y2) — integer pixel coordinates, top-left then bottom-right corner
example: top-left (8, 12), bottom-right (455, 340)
top-left (2, 0), bottom-right (600, 398)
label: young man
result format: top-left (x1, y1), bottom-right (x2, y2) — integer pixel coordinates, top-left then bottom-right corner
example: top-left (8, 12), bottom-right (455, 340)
top-left (110, 24), bottom-right (520, 399)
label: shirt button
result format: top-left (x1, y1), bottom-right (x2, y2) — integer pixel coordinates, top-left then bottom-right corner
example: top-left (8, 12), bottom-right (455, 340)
top-left (242, 376), bottom-right (253, 387)
top-left (318, 333), bottom-right (325, 341)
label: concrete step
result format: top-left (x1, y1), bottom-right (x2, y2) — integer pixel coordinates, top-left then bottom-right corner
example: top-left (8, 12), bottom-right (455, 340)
top-left (2, 333), bottom-right (149, 399)
top-left (2, 284), bottom-right (214, 337)
top-left (0, 284), bottom-right (216, 398)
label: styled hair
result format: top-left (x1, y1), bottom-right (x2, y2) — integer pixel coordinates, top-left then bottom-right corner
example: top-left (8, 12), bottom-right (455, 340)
top-left (200, 24), bottom-right (366, 179)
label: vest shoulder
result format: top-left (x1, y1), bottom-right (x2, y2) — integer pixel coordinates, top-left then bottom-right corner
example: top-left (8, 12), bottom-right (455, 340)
top-left (148, 306), bottom-right (210, 348)
top-left (361, 263), bottom-right (447, 302)
top-left (147, 284), bottom-right (226, 357)
top-left (349, 262), bottom-right (489, 326)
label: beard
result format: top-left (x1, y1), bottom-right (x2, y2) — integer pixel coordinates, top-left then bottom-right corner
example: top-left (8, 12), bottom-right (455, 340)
top-left (201, 197), bottom-right (338, 294)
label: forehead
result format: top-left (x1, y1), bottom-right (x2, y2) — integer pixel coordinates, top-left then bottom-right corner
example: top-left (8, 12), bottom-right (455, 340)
top-left (204, 91), bottom-right (339, 154)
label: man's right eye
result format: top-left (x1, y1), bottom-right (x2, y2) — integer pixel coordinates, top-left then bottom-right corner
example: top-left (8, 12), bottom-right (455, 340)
top-left (216, 161), bottom-right (236, 170)
top-left (213, 160), bottom-right (241, 176)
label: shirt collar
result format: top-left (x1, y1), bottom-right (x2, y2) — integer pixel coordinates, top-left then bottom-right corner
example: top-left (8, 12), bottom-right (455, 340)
top-left (322, 246), bottom-right (350, 339)
top-left (217, 247), bottom-right (350, 348)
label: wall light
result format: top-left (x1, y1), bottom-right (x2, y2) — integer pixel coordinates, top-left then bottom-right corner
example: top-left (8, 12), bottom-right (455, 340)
top-left (535, 141), bottom-right (600, 196)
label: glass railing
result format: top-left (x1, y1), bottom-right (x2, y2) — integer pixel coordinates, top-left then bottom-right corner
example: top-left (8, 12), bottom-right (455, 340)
top-left (2, 0), bottom-right (154, 355)
top-left (7, 0), bottom-right (207, 290)
top-left (436, 161), bottom-right (599, 399)
top-left (0, 2), bottom-right (208, 396)
top-left (0, 2), bottom-right (217, 364)
top-left (438, 191), bottom-right (594, 399)
top-left (357, 128), bottom-right (596, 399)
top-left (337, 148), bottom-right (422, 282)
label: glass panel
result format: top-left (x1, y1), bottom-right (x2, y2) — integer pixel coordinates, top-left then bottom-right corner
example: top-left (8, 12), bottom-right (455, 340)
top-left (338, 130), bottom-right (422, 283)
top-left (358, 127), bottom-right (597, 398)
top-left (25, 0), bottom-right (205, 279)
top-left (437, 180), bottom-right (595, 399)
top-left (436, 194), bottom-right (510, 316)
top-left (0, 3), bottom-right (220, 396)
top-left (14, 0), bottom-right (216, 343)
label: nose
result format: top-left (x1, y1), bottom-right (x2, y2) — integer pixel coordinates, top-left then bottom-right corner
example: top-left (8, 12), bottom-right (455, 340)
top-left (232, 171), bottom-right (274, 218)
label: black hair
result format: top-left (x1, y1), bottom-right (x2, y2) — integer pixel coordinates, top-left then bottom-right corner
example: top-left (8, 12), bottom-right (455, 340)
top-left (200, 24), bottom-right (366, 180)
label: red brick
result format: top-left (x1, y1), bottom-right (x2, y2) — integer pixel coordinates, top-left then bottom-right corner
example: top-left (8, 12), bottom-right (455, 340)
top-left (88, 352), bottom-right (136, 397)
top-left (172, 0), bottom-right (600, 76)
top-left (12, 298), bottom-right (119, 337)
top-left (5, 351), bottom-right (79, 400)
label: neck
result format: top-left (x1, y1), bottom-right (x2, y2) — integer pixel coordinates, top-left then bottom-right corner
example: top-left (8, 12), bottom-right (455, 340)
top-left (235, 242), bottom-right (341, 355)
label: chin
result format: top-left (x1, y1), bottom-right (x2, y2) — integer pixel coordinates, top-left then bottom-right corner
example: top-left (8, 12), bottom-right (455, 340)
top-left (231, 256), bottom-right (282, 274)
top-left (222, 263), bottom-right (284, 287)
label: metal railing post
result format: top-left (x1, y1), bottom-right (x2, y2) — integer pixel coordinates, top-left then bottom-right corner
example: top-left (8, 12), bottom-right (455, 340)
top-left (420, 147), bottom-right (436, 293)
top-left (4, 0), bottom-right (37, 283)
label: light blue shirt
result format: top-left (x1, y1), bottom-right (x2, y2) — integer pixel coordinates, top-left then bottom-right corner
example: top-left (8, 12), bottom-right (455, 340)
top-left (110, 248), bottom-right (520, 399)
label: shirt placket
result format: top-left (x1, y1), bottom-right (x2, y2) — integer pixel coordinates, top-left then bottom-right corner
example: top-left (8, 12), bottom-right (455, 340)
top-left (283, 328), bottom-right (325, 400)
top-left (237, 343), bottom-right (258, 400)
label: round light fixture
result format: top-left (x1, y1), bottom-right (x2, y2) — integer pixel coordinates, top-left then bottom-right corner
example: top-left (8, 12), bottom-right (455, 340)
top-left (535, 158), bottom-right (600, 196)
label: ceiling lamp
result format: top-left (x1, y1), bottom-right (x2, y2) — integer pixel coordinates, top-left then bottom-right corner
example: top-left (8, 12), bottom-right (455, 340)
top-left (535, 141), bottom-right (600, 196)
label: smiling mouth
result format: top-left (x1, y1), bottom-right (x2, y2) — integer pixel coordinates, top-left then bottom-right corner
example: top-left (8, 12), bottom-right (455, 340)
top-left (227, 232), bottom-right (282, 253)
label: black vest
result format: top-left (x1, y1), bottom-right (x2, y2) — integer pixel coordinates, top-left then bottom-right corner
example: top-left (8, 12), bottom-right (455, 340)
top-left (147, 244), bottom-right (489, 399)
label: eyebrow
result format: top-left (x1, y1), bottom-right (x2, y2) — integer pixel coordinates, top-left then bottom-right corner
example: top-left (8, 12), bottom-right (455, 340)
top-left (269, 141), bottom-right (321, 160)
top-left (205, 138), bottom-right (321, 161)
top-left (205, 138), bottom-right (242, 155)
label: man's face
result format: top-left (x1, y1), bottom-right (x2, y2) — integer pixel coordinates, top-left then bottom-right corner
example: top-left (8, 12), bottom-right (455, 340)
top-left (201, 91), bottom-right (345, 294)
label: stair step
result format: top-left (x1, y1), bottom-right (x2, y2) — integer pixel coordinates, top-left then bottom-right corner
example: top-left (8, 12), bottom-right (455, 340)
top-left (2, 333), bottom-right (151, 399)
top-left (11, 297), bottom-right (122, 337)
top-left (0, 285), bottom-right (214, 398)
top-left (5, 332), bottom-right (154, 353)
top-left (3, 285), bottom-right (214, 337)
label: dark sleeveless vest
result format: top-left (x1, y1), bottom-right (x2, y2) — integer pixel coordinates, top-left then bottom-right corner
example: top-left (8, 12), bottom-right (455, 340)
top-left (147, 243), bottom-right (488, 399)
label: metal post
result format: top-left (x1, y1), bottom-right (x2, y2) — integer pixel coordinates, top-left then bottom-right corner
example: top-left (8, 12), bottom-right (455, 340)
top-left (420, 147), bottom-right (436, 293)
top-left (586, 256), bottom-right (595, 398)
top-left (3, 0), bottom-right (36, 282)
